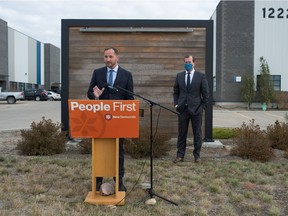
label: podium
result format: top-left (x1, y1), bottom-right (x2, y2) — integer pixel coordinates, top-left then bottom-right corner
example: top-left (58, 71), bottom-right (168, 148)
top-left (85, 138), bottom-right (125, 205)
top-left (68, 100), bottom-right (139, 205)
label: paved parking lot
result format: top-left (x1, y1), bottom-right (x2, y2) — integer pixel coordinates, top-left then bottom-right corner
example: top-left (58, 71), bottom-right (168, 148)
top-left (213, 107), bottom-right (287, 129)
top-left (0, 100), bottom-right (287, 131)
top-left (0, 101), bottom-right (61, 131)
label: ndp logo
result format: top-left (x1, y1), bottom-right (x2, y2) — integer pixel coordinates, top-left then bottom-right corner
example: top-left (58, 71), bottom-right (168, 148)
top-left (70, 101), bottom-right (137, 113)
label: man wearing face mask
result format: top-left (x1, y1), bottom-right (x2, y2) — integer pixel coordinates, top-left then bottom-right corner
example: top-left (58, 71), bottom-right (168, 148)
top-left (173, 55), bottom-right (209, 163)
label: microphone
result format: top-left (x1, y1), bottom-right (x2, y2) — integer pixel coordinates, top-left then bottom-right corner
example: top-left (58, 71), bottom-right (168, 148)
top-left (103, 83), bottom-right (119, 92)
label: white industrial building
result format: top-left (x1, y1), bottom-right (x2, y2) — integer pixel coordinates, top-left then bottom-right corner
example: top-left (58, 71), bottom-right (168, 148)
top-left (212, 0), bottom-right (288, 106)
top-left (0, 19), bottom-right (60, 92)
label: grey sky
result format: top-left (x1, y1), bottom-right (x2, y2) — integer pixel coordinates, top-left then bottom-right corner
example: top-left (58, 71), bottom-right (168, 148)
top-left (0, 0), bottom-right (220, 47)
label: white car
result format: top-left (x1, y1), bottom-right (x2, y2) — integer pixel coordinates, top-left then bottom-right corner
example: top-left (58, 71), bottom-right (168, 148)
top-left (46, 91), bottom-right (61, 101)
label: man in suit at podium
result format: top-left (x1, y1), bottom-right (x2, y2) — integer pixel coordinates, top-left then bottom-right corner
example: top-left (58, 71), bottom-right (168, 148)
top-left (173, 55), bottom-right (209, 164)
top-left (87, 47), bottom-right (134, 191)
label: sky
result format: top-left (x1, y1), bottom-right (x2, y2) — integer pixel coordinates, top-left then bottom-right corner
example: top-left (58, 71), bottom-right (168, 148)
top-left (0, 0), bottom-right (220, 48)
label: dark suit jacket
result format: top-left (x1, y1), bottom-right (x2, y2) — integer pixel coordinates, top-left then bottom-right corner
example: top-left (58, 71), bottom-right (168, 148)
top-left (173, 70), bottom-right (209, 114)
top-left (87, 66), bottom-right (134, 100)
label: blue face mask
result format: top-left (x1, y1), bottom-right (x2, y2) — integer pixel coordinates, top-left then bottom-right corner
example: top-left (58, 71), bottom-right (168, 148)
top-left (184, 63), bottom-right (193, 71)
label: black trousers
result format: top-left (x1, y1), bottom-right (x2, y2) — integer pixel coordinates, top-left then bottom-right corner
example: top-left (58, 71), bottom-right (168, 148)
top-left (176, 107), bottom-right (203, 159)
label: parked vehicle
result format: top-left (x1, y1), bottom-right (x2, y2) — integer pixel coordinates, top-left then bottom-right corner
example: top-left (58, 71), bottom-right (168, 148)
top-left (24, 89), bottom-right (48, 101)
top-left (46, 91), bottom-right (61, 101)
top-left (0, 87), bottom-right (24, 104)
top-left (48, 89), bottom-right (61, 95)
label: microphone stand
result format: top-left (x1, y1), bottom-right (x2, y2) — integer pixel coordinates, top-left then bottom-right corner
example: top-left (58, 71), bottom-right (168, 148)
top-left (115, 85), bottom-right (178, 206)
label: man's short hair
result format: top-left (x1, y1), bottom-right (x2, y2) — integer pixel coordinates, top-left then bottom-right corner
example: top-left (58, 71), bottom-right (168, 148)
top-left (184, 55), bottom-right (195, 62)
top-left (104, 47), bottom-right (119, 55)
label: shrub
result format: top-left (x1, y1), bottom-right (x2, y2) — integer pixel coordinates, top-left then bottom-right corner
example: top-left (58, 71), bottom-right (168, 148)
top-left (16, 117), bottom-right (67, 156)
top-left (213, 128), bottom-right (236, 139)
top-left (230, 119), bottom-right (274, 162)
top-left (125, 126), bottom-right (172, 159)
top-left (266, 121), bottom-right (288, 151)
top-left (257, 56), bottom-right (275, 107)
top-left (77, 138), bottom-right (92, 154)
top-left (275, 91), bottom-right (288, 110)
top-left (241, 74), bottom-right (255, 110)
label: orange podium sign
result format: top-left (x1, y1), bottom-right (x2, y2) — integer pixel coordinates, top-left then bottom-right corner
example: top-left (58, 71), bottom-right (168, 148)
top-left (68, 100), bottom-right (139, 206)
top-left (68, 100), bottom-right (139, 138)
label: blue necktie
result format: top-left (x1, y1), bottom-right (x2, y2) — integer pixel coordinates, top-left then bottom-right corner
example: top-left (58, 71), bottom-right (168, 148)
top-left (187, 72), bottom-right (191, 89)
top-left (108, 70), bottom-right (114, 86)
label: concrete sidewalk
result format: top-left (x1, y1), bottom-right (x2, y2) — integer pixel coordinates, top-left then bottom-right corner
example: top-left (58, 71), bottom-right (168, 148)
top-left (208, 107), bottom-right (287, 148)
top-left (213, 107), bottom-right (287, 129)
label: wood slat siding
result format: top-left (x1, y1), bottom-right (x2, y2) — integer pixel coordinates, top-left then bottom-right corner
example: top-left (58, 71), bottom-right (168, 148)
top-left (68, 27), bottom-right (206, 137)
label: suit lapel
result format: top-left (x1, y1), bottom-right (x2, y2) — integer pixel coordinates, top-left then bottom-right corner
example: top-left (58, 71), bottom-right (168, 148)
top-left (113, 67), bottom-right (122, 86)
top-left (191, 71), bottom-right (196, 84)
top-left (180, 71), bottom-right (186, 87)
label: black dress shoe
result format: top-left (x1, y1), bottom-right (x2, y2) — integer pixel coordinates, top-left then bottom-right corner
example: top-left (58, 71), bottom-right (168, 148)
top-left (119, 183), bottom-right (127, 192)
top-left (96, 181), bottom-right (102, 191)
top-left (173, 157), bottom-right (184, 163)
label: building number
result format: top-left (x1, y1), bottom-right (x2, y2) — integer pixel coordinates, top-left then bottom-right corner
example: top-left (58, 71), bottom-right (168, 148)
top-left (262, 8), bottom-right (288, 18)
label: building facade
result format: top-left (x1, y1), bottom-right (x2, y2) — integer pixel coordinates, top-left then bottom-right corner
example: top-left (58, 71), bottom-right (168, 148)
top-left (3, 1), bottom-right (287, 106)
top-left (0, 18), bottom-right (60, 92)
top-left (61, 19), bottom-right (213, 138)
top-left (212, 0), bottom-right (288, 106)
top-left (0, 19), bottom-right (9, 90)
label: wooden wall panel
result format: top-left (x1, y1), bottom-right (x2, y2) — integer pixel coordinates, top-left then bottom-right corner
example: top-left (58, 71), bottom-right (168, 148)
top-left (68, 27), bottom-right (206, 137)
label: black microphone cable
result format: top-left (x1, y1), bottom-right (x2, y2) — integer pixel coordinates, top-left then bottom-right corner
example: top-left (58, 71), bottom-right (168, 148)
top-left (114, 103), bottom-right (163, 207)
top-left (113, 150), bottom-right (149, 206)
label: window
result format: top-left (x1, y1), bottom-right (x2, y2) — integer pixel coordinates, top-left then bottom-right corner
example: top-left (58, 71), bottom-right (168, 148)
top-left (10, 82), bottom-right (17, 91)
top-left (19, 83), bottom-right (25, 91)
top-left (256, 75), bottom-right (281, 91)
top-left (27, 83), bottom-right (32, 89)
top-left (270, 75), bottom-right (281, 91)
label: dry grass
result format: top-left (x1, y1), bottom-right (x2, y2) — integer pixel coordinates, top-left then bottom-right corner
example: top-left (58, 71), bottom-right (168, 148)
top-left (0, 131), bottom-right (288, 216)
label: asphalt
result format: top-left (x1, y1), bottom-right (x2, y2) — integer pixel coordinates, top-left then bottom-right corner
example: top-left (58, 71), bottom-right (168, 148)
top-left (0, 100), bottom-right (287, 132)
top-left (213, 107), bottom-right (287, 129)
top-left (0, 100), bottom-right (61, 131)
